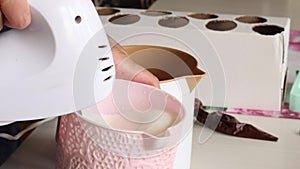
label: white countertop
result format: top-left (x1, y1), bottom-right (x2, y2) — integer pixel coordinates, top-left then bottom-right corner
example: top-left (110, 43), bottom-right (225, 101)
top-left (1, 114), bottom-right (300, 169)
top-left (150, 0), bottom-right (300, 30)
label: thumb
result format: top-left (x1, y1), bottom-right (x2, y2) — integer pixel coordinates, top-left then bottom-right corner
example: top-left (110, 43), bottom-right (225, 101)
top-left (0, 0), bottom-right (31, 29)
top-left (0, 11), bottom-right (3, 30)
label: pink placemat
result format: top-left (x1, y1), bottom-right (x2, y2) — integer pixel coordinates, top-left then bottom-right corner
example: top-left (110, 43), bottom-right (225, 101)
top-left (225, 103), bottom-right (300, 119)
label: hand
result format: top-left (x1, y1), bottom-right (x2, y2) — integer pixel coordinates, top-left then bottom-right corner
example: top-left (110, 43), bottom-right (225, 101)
top-left (0, 0), bottom-right (31, 30)
top-left (108, 36), bottom-right (160, 88)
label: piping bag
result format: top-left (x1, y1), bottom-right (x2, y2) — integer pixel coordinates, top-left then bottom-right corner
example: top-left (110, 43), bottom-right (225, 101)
top-left (0, 0), bottom-right (115, 138)
top-left (194, 98), bottom-right (278, 142)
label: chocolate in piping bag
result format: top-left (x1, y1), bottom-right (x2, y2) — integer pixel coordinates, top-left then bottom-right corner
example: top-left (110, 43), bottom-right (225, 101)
top-left (194, 98), bottom-right (278, 142)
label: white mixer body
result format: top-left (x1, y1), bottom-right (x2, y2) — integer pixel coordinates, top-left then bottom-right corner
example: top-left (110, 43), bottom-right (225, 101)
top-left (0, 0), bottom-right (115, 122)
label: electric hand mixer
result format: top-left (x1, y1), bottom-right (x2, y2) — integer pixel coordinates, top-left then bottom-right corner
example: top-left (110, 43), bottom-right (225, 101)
top-left (0, 0), bottom-right (115, 127)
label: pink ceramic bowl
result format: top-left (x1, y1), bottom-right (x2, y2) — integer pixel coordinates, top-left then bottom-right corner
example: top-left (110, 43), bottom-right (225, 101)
top-left (56, 79), bottom-right (186, 169)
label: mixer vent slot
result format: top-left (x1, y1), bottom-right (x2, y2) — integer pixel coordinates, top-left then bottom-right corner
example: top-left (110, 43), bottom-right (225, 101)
top-left (102, 65), bottom-right (113, 72)
top-left (98, 45), bottom-right (107, 48)
top-left (98, 57), bottom-right (109, 61)
top-left (104, 76), bottom-right (112, 81)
